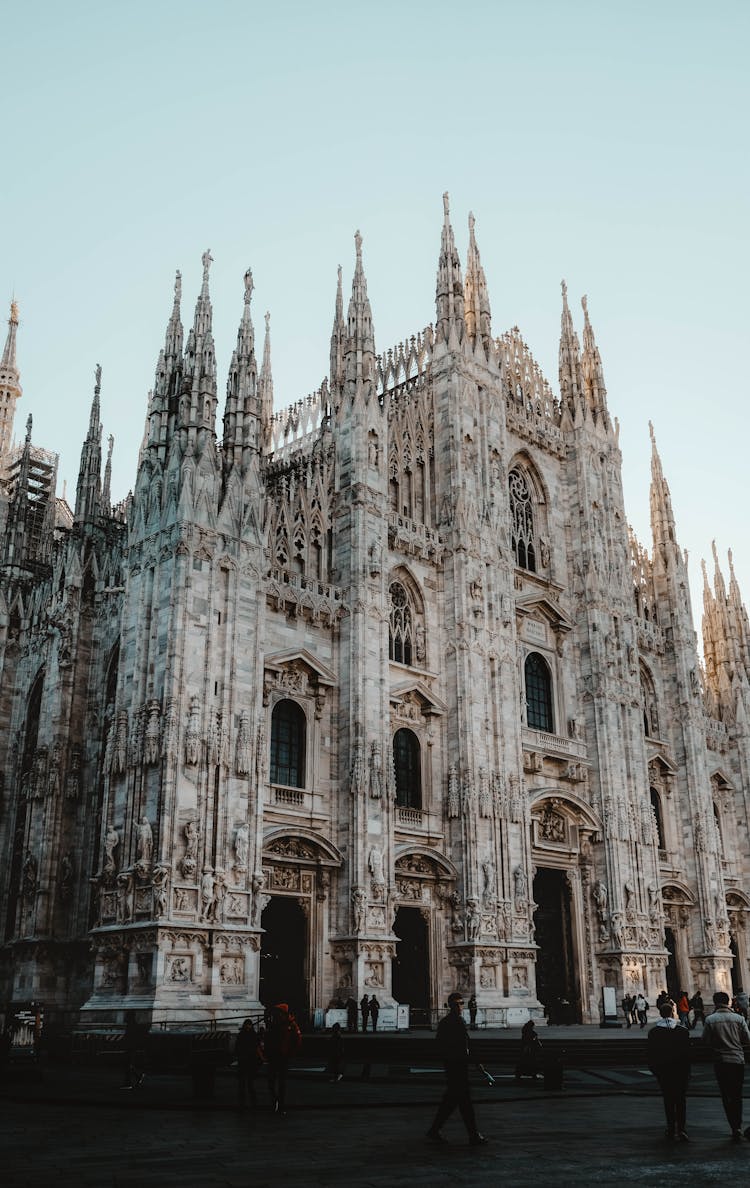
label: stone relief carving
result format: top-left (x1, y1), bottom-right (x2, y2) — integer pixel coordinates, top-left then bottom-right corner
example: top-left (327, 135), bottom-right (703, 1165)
top-left (152, 864), bottom-right (170, 919)
top-left (234, 822), bottom-right (249, 872)
top-left (235, 710), bottom-right (251, 776)
top-left (185, 696), bottom-right (201, 765)
top-left (143, 700), bottom-right (161, 765)
top-left (447, 763), bottom-right (460, 819)
top-left (369, 740), bottom-right (383, 799)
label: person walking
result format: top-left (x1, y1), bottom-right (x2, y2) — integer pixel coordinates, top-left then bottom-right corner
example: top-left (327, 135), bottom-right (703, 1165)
top-left (360, 994), bottom-right (370, 1033)
top-left (468, 995), bottom-right (478, 1029)
top-left (369, 996), bottom-right (380, 1032)
top-left (689, 990), bottom-right (705, 1029)
top-left (634, 993), bottom-right (649, 1029)
top-left (514, 1019), bottom-right (543, 1081)
top-left (264, 1003), bottom-right (301, 1116)
top-left (327, 1022), bottom-right (344, 1082)
top-left (676, 991), bottom-right (691, 1029)
top-left (119, 1011), bottom-right (145, 1089)
top-left (702, 990), bottom-right (750, 1141)
top-left (426, 992), bottom-right (489, 1146)
top-left (735, 987), bottom-right (749, 1020)
top-left (621, 994), bottom-right (633, 1028)
top-left (647, 1001), bottom-right (691, 1141)
top-left (345, 997), bottom-right (358, 1033)
top-left (235, 1018), bottom-right (262, 1108)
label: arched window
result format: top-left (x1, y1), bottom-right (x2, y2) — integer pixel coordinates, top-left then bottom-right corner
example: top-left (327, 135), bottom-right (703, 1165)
top-left (641, 666), bottom-right (660, 738)
top-left (650, 788), bottom-right (665, 849)
top-left (509, 467), bottom-right (536, 572)
top-left (393, 728), bottom-right (421, 809)
top-left (270, 699), bottom-right (306, 788)
top-left (524, 652), bottom-right (554, 732)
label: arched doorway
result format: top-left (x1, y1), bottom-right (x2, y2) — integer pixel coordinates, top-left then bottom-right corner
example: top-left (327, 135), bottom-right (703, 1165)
top-left (664, 928), bottom-right (679, 997)
top-left (260, 897), bottom-right (307, 1022)
top-left (532, 868), bottom-right (579, 1023)
top-left (392, 907), bottom-right (429, 1024)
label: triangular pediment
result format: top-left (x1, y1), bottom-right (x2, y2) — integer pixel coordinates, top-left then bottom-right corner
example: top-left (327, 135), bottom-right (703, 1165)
top-left (264, 648), bottom-right (336, 687)
top-left (516, 593), bottom-right (574, 634)
top-left (390, 679), bottom-right (447, 716)
top-left (647, 748), bottom-right (678, 776)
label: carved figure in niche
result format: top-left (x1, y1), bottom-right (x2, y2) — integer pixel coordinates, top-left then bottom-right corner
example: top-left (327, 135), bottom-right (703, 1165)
top-left (136, 954), bottom-right (151, 984)
top-left (174, 887), bottom-right (189, 911)
top-left (496, 900), bottom-right (510, 940)
top-left (480, 965), bottom-right (496, 989)
top-left (540, 806), bottom-right (566, 843)
top-left (648, 883), bottom-right (660, 924)
top-left (169, 956), bottom-right (190, 982)
top-left (466, 898), bottom-right (481, 940)
top-left (220, 957), bottom-right (243, 985)
top-left (143, 701), bottom-right (161, 765)
top-left (449, 890), bottom-right (463, 934)
top-left (65, 748), bottom-right (81, 800)
top-left (592, 880), bottom-right (608, 922)
top-left (447, 764), bottom-right (460, 819)
top-left (481, 857), bottom-right (496, 905)
top-left (199, 867), bottom-right (215, 922)
top-left (250, 871), bottom-right (265, 926)
top-left (22, 850), bottom-right (38, 898)
top-left (152, 864), bottom-right (170, 918)
top-left (369, 741), bottom-right (383, 799)
top-left (539, 537), bottom-right (550, 568)
top-left (415, 622), bottom-right (425, 663)
top-left (704, 918), bottom-right (718, 952)
top-left (181, 820), bottom-right (199, 879)
top-left (59, 852), bottom-right (74, 901)
top-left (611, 911), bottom-right (625, 949)
top-left (368, 846), bottom-right (385, 890)
top-left (162, 700), bottom-right (178, 761)
top-left (103, 825), bottom-right (120, 875)
top-left (235, 710), bottom-right (251, 776)
top-left (352, 887), bottom-right (366, 932)
top-left (365, 962), bottom-right (384, 987)
top-left (511, 966), bottom-right (528, 991)
top-left (136, 816), bottom-right (153, 869)
top-left (513, 866), bottom-right (528, 912)
top-left (116, 872), bottom-right (134, 922)
top-left (234, 822), bottom-right (249, 870)
top-left (624, 881), bottom-right (635, 919)
top-left (213, 869), bottom-right (227, 922)
top-left (185, 696), bottom-right (201, 765)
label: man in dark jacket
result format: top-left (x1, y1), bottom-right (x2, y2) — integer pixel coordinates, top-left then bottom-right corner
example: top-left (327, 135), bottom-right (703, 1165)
top-left (703, 990), bottom-right (750, 1140)
top-left (647, 1001), bottom-right (691, 1140)
top-left (426, 993), bottom-right (488, 1146)
top-left (265, 1003), bottom-right (301, 1116)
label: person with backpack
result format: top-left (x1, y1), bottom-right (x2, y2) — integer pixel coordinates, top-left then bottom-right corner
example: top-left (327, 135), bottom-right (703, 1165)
top-left (235, 1018), bottom-right (263, 1108)
top-left (264, 1002), bottom-right (301, 1115)
top-left (647, 1000), bottom-right (691, 1141)
top-left (635, 993), bottom-right (649, 1028)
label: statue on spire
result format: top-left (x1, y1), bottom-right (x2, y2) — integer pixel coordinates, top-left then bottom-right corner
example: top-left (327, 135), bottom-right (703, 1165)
top-left (95, 363), bottom-right (102, 391)
top-left (244, 269), bottom-right (254, 304)
top-left (202, 249), bottom-right (213, 280)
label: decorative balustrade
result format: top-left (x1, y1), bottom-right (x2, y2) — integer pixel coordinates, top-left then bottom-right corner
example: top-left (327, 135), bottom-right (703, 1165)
top-left (522, 726), bottom-right (587, 761)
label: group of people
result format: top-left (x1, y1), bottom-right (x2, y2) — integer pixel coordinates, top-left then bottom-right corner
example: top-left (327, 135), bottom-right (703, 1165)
top-left (234, 1002), bottom-right (302, 1114)
top-left (342, 995), bottom-right (381, 1032)
top-left (648, 990), bottom-right (750, 1142)
top-left (621, 992), bottom-right (651, 1028)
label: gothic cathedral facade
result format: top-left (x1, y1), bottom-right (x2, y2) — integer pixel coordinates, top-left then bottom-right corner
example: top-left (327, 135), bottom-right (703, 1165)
top-left (1, 198), bottom-right (749, 1028)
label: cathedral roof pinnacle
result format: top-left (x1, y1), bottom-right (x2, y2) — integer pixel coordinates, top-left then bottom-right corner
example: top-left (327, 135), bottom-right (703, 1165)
top-left (464, 210), bottom-right (492, 354)
top-left (344, 230), bottom-right (376, 386)
top-left (1, 299), bottom-right (19, 369)
top-left (435, 192), bottom-right (465, 346)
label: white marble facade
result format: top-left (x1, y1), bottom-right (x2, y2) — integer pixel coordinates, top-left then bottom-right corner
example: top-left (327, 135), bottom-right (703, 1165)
top-left (1, 199), bottom-right (749, 1029)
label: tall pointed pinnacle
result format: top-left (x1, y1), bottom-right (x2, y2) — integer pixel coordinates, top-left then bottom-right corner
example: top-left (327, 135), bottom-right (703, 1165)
top-left (183, 249), bottom-right (217, 435)
top-left (223, 269), bottom-right (258, 469)
top-left (580, 294), bottom-right (610, 428)
top-left (102, 434), bottom-right (114, 512)
top-left (75, 364), bottom-right (104, 524)
top-left (558, 280), bottom-right (583, 422)
top-left (727, 548), bottom-right (750, 675)
top-left (165, 270), bottom-right (183, 360)
top-left (194, 249), bottom-right (213, 338)
top-left (329, 265), bottom-right (345, 399)
top-left (344, 231), bottom-right (376, 387)
top-left (435, 192), bottom-right (465, 348)
top-left (258, 310), bottom-right (274, 451)
top-left (0, 299), bottom-right (22, 458)
top-left (648, 420), bottom-right (678, 555)
top-left (464, 211), bottom-right (492, 354)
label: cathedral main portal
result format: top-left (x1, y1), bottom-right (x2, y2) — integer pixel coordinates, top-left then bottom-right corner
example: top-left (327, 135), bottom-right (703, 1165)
top-left (392, 906), bottom-right (429, 1024)
top-left (260, 897), bottom-right (307, 1022)
top-left (532, 868), bottom-right (580, 1024)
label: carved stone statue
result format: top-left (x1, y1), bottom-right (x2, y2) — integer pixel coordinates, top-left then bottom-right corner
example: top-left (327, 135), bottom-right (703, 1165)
top-left (513, 866), bottom-right (527, 912)
top-left (251, 871), bottom-right (265, 926)
top-left (352, 887), bottom-right (366, 932)
top-left (234, 822), bottom-right (249, 870)
top-left (185, 696), bottom-right (201, 765)
top-left (466, 898), bottom-right (481, 940)
top-left (103, 825), bottom-right (120, 875)
top-left (60, 852), bottom-right (74, 901)
top-left (22, 850), bottom-right (38, 898)
top-left (481, 857), bottom-right (496, 905)
top-left (181, 820), bottom-right (199, 879)
top-left (143, 701), bottom-right (161, 765)
top-left (199, 867), bottom-right (215, 921)
top-left (368, 846), bottom-right (385, 889)
top-left (152, 864), bottom-right (170, 919)
top-left (369, 741), bottom-right (383, 799)
top-left (592, 880), bottom-right (608, 921)
top-left (136, 816), bottom-right (153, 868)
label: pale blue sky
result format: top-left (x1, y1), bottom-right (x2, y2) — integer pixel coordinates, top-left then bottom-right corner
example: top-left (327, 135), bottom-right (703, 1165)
top-left (2, 0), bottom-right (748, 622)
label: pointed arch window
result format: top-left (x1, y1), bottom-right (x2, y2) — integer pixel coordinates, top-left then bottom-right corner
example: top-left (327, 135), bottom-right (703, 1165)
top-left (650, 788), bottom-right (665, 850)
top-left (389, 581), bottom-right (414, 666)
top-left (524, 652), bottom-right (554, 732)
top-left (509, 467), bottom-right (536, 572)
top-left (393, 728), bottom-right (421, 809)
top-left (270, 699), bottom-right (306, 788)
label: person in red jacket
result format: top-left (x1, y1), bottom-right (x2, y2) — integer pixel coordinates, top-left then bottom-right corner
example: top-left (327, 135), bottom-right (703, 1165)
top-left (647, 1001), bottom-right (691, 1141)
top-left (265, 1003), bottom-right (301, 1116)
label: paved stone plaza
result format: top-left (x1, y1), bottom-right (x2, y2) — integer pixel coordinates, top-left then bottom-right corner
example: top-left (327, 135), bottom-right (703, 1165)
top-left (3, 1044), bottom-right (750, 1187)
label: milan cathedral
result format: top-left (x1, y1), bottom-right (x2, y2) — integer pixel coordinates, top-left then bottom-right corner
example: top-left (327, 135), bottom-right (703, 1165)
top-left (1, 197), bottom-right (749, 1029)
